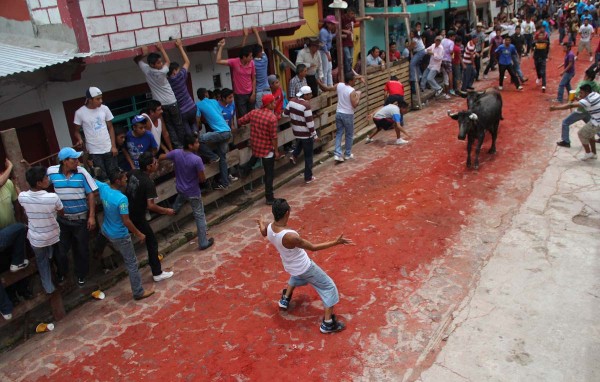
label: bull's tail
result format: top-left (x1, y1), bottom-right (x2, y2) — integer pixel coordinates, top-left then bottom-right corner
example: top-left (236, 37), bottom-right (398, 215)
top-left (500, 115), bottom-right (504, 120)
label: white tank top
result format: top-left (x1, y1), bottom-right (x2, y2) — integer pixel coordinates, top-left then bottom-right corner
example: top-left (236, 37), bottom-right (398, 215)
top-left (336, 83), bottom-right (355, 114)
top-left (142, 113), bottom-right (162, 147)
top-left (267, 223), bottom-right (311, 276)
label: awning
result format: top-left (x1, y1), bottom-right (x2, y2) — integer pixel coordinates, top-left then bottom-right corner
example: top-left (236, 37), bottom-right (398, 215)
top-left (0, 33), bottom-right (92, 78)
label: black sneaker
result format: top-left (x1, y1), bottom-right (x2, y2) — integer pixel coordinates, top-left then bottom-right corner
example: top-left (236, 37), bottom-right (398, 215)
top-left (556, 141), bottom-right (571, 148)
top-left (265, 199), bottom-right (274, 206)
top-left (319, 314), bottom-right (346, 334)
top-left (199, 237), bottom-right (215, 251)
top-left (77, 277), bottom-right (85, 287)
top-left (278, 288), bottom-right (292, 309)
top-left (214, 184), bottom-right (228, 191)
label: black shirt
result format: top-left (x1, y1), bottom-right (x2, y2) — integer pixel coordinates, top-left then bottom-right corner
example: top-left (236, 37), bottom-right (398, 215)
top-left (512, 34), bottom-right (525, 55)
top-left (125, 169), bottom-right (157, 221)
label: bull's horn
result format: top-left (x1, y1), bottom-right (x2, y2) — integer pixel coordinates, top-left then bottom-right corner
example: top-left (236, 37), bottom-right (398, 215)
top-left (447, 110), bottom-right (457, 117)
top-left (468, 113), bottom-right (478, 120)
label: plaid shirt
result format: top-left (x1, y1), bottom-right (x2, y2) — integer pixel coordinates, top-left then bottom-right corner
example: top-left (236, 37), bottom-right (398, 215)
top-left (238, 108), bottom-right (278, 158)
top-left (288, 75), bottom-right (308, 99)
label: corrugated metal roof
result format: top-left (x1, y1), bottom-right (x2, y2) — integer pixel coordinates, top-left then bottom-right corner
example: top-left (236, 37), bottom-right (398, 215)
top-left (0, 34), bottom-right (91, 78)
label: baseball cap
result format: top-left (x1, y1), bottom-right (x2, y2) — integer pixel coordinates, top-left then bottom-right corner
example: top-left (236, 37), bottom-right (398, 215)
top-left (435, 35), bottom-right (442, 41)
top-left (296, 85), bottom-right (313, 97)
top-left (131, 115), bottom-right (147, 125)
top-left (324, 15), bottom-right (338, 24)
top-left (476, 22), bottom-right (483, 27)
top-left (261, 94), bottom-right (275, 107)
top-left (85, 87), bottom-right (102, 99)
top-left (58, 147), bottom-right (83, 162)
top-left (268, 74), bottom-right (278, 85)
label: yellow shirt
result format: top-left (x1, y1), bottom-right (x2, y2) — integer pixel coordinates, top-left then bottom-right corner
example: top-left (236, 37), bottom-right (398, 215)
top-left (0, 180), bottom-right (17, 229)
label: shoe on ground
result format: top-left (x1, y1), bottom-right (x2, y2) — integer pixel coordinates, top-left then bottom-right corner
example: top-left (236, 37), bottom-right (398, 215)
top-left (344, 154), bottom-right (355, 160)
top-left (556, 140), bottom-right (571, 148)
top-left (365, 137), bottom-right (374, 144)
top-left (498, 86), bottom-right (503, 90)
top-left (434, 88), bottom-right (443, 97)
top-left (536, 78), bottom-right (540, 85)
top-left (320, 314), bottom-right (346, 334)
top-left (153, 271), bottom-right (174, 282)
top-left (10, 259), bottom-right (29, 273)
top-left (449, 89), bottom-right (456, 96)
top-left (134, 290), bottom-right (155, 301)
top-left (265, 199), bottom-right (274, 205)
top-left (199, 237), bottom-right (215, 250)
top-left (574, 56), bottom-right (578, 60)
top-left (542, 86), bottom-right (546, 92)
top-left (289, 156), bottom-right (296, 165)
top-left (77, 277), bottom-right (85, 287)
top-left (214, 183), bottom-right (228, 191)
top-left (2, 312), bottom-right (12, 321)
top-left (334, 155), bottom-right (344, 162)
top-left (580, 152), bottom-right (598, 161)
top-left (590, 56), bottom-right (594, 62)
top-left (483, 75), bottom-right (488, 79)
top-left (442, 93), bottom-right (451, 100)
top-left (228, 174), bottom-right (238, 182)
top-left (278, 288), bottom-right (292, 309)
top-left (522, 77), bottom-right (529, 83)
top-left (517, 86), bottom-right (523, 91)
top-left (305, 176), bottom-right (317, 184)
top-left (395, 138), bottom-right (409, 145)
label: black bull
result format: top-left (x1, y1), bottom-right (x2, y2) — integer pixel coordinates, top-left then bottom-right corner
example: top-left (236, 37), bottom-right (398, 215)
top-left (448, 90), bottom-right (503, 169)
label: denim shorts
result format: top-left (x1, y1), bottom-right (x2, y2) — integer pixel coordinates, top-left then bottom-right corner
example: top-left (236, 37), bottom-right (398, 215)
top-left (288, 261), bottom-right (339, 308)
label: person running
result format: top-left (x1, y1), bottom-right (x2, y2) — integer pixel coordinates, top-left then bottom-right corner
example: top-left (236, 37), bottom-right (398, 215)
top-left (365, 96), bottom-right (411, 145)
top-left (550, 84), bottom-right (600, 160)
top-left (495, 36), bottom-right (523, 91)
top-left (256, 198), bottom-right (354, 334)
top-left (577, 18), bottom-right (595, 61)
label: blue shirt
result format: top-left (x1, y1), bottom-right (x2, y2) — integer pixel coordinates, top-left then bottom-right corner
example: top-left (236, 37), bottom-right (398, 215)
top-left (220, 101), bottom-right (236, 127)
top-left (47, 165), bottom-right (98, 216)
top-left (577, 1), bottom-right (586, 15)
top-left (96, 181), bottom-right (129, 239)
top-left (254, 55), bottom-right (269, 91)
top-left (495, 44), bottom-right (518, 66)
top-left (126, 130), bottom-right (158, 169)
top-left (319, 27), bottom-right (335, 52)
top-left (541, 20), bottom-right (550, 33)
top-left (196, 99), bottom-right (231, 133)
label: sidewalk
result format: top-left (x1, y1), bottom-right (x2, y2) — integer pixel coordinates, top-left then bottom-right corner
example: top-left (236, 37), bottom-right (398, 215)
top-left (418, 147), bottom-right (600, 382)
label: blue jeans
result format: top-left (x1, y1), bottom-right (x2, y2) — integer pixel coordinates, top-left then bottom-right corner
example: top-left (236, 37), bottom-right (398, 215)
top-left (410, 50), bottom-right (426, 82)
top-left (0, 284), bottom-right (12, 315)
top-left (292, 138), bottom-right (314, 181)
top-left (557, 72), bottom-right (575, 102)
top-left (288, 261), bottom-right (339, 308)
top-left (343, 46), bottom-right (354, 74)
top-left (319, 50), bottom-right (333, 85)
top-left (561, 110), bottom-right (590, 143)
top-left (512, 55), bottom-right (524, 80)
top-left (181, 107), bottom-right (198, 136)
top-left (461, 64), bottom-right (476, 91)
top-left (105, 234), bottom-right (145, 298)
top-left (334, 113), bottom-right (354, 157)
top-left (0, 223), bottom-right (26, 266)
top-left (199, 130), bottom-right (231, 187)
top-left (559, 27), bottom-right (565, 44)
top-left (32, 245), bottom-right (55, 294)
top-left (173, 194), bottom-right (209, 248)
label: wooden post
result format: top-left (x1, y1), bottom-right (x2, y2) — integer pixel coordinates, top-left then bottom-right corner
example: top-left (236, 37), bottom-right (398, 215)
top-left (0, 129), bottom-right (27, 191)
top-left (359, 0), bottom-right (367, 77)
top-left (384, 0), bottom-right (390, 69)
top-left (335, 8), bottom-right (345, 83)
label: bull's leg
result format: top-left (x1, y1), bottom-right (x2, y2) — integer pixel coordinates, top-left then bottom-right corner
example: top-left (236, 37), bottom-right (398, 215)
top-left (474, 133), bottom-right (485, 169)
top-left (466, 135), bottom-right (474, 168)
top-left (488, 124), bottom-right (499, 154)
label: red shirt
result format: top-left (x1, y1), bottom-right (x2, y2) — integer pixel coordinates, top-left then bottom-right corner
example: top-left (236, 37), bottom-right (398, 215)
top-left (238, 108), bottom-right (278, 158)
top-left (272, 87), bottom-right (284, 117)
top-left (452, 44), bottom-right (462, 65)
top-left (384, 80), bottom-right (404, 96)
top-left (341, 14), bottom-right (355, 47)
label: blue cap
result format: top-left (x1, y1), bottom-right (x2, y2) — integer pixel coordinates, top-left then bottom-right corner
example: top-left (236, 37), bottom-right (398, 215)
top-left (131, 115), bottom-right (147, 125)
top-left (58, 147), bottom-right (83, 161)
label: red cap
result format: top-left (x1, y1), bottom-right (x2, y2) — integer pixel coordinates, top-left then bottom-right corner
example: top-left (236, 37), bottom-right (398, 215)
top-left (261, 94), bottom-right (275, 108)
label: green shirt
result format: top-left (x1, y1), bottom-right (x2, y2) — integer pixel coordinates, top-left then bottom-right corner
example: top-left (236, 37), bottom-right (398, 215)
top-left (0, 180), bottom-right (17, 229)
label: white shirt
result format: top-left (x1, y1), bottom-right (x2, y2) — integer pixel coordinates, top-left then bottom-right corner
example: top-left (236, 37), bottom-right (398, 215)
top-left (18, 190), bottom-right (63, 248)
top-left (336, 82), bottom-right (356, 114)
top-left (267, 224), bottom-right (311, 276)
top-left (579, 24), bottom-right (594, 42)
top-left (521, 21), bottom-right (536, 34)
top-left (138, 61), bottom-right (177, 105)
top-left (580, 92), bottom-right (600, 126)
top-left (427, 43), bottom-right (444, 72)
top-left (441, 38), bottom-right (455, 61)
top-left (73, 105), bottom-right (114, 154)
top-left (295, 47), bottom-right (323, 79)
top-left (141, 113), bottom-right (162, 148)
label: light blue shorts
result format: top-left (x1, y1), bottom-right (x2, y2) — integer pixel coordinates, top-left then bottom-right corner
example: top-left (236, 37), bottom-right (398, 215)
top-left (288, 261), bottom-right (339, 308)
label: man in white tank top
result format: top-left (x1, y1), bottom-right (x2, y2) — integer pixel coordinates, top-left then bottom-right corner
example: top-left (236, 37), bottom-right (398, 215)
top-left (257, 198), bottom-right (353, 333)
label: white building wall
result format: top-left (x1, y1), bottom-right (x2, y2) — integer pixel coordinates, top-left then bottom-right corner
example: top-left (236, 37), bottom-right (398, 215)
top-left (0, 49), bottom-right (233, 148)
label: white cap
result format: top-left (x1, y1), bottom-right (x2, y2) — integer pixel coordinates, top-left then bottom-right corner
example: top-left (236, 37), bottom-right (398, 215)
top-left (86, 86), bottom-right (102, 98)
top-left (296, 85), bottom-right (313, 97)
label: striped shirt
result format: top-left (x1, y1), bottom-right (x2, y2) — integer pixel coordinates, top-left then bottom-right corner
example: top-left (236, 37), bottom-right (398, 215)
top-left (18, 190), bottom-right (63, 248)
top-left (47, 165), bottom-right (98, 217)
top-left (167, 68), bottom-right (196, 113)
top-left (579, 92), bottom-right (600, 126)
top-left (284, 97), bottom-right (315, 139)
top-left (463, 41), bottom-right (476, 65)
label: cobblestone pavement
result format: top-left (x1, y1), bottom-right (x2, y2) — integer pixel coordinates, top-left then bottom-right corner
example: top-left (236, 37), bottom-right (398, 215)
top-left (0, 40), bottom-right (598, 381)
